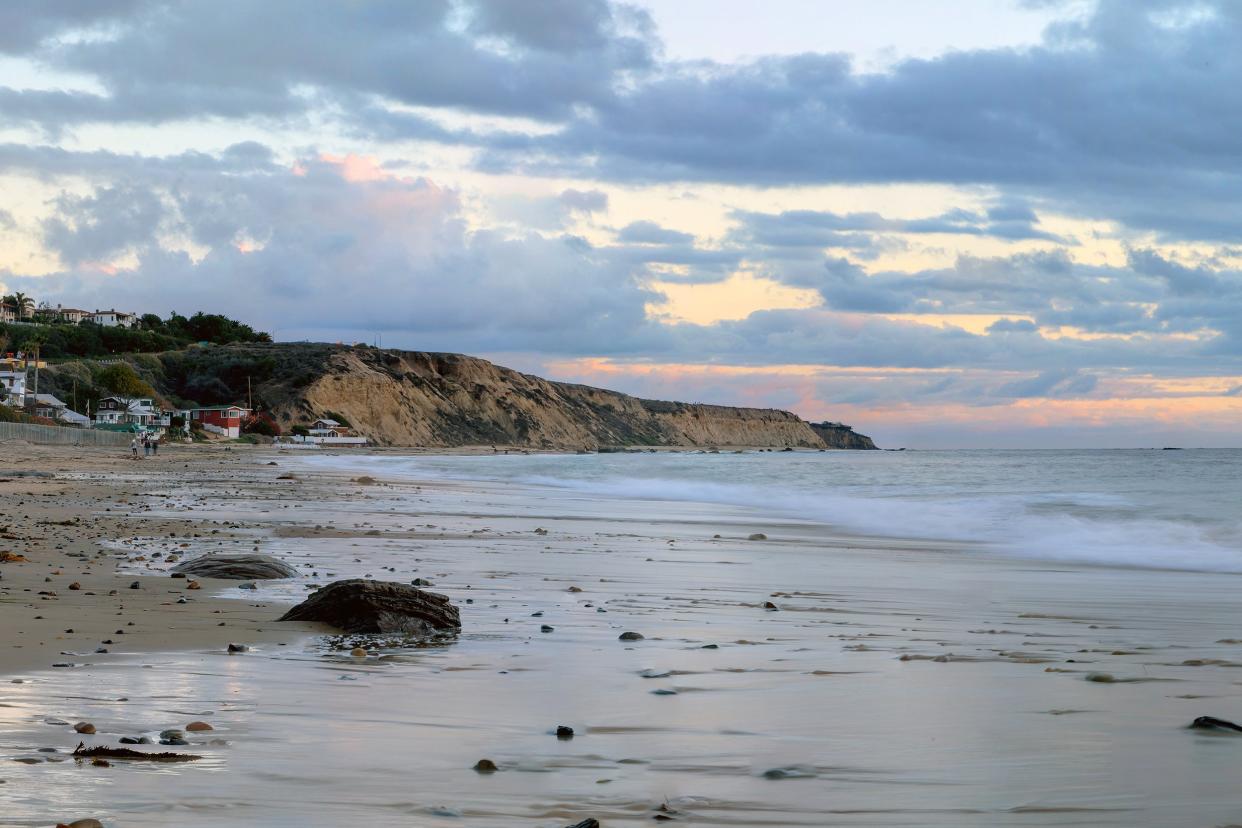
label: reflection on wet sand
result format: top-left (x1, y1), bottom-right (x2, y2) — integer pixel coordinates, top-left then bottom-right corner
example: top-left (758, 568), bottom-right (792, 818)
top-left (5, 457), bottom-right (1242, 826)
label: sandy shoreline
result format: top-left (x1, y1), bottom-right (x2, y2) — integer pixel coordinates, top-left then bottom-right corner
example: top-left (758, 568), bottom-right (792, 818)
top-left (4, 444), bottom-right (1242, 826)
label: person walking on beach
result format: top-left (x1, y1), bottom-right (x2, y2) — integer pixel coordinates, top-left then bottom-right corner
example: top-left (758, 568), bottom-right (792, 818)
top-left (142, 436), bottom-right (150, 457)
top-left (152, 438), bottom-right (158, 456)
top-left (130, 437), bottom-right (139, 459)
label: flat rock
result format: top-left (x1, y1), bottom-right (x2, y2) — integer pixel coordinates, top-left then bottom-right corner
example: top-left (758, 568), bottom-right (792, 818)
top-left (172, 554), bottom-right (297, 581)
top-left (277, 578), bottom-right (461, 635)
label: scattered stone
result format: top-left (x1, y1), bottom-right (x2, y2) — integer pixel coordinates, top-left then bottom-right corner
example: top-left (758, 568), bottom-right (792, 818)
top-left (68, 582), bottom-right (81, 591)
top-left (227, 643), bottom-right (249, 653)
top-left (172, 554), bottom-right (297, 580)
top-left (564, 820), bottom-right (600, 828)
top-left (129, 581), bottom-right (140, 590)
top-left (350, 647), bottom-right (369, 657)
top-left (1084, 672), bottom-right (1115, 683)
top-left (541, 625), bottom-right (554, 633)
top-left (556, 725), bottom-right (574, 740)
top-left (473, 758), bottom-right (498, 773)
top-left (186, 580), bottom-right (201, 590)
top-left (185, 721), bottom-right (213, 732)
top-left (57, 820), bottom-right (104, 828)
top-left (747, 533), bottom-right (767, 541)
top-left (763, 601), bottom-right (779, 611)
top-left (73, 722), bottom-right (96, 734)
top-left (278, 579), bottom-right (461, 636)
top-left (567, 586), bottom-right (583, 593)
top-left (618, 631), bottom-right (644, 641)
top-left (238, 582), bottom-right (257, 590)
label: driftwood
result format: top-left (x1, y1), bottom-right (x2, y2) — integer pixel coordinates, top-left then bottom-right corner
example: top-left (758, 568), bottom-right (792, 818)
top-left (73, 742), bottom-right (201, 762)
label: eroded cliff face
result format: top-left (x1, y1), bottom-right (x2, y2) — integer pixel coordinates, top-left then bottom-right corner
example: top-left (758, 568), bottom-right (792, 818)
top-left (270, 348), bottom-right (843, 449)
top-left (809, 422), bottom-right (879, 450)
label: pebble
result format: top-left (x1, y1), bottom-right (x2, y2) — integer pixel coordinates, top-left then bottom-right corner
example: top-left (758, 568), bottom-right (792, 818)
top-left (186, 721), bottom-right (213, 732)
top-left (227, 643), bottom-right (249, 653)
top-left (187, 580), bottom-right (201, 590)
top-left (618, 631), bottom-right (644, 641)
top-left (540, 625), bottom-right (554, 633)
top-left (748, 533), bottom-right (768, 541)
top-left (68, 582), bottom-right (81, 590)
top-left (556, 725), bottom-right (575, 739)
top-left (350, 647), bottom-right (368, 657)
top-left (473, 758), bottom-right (498, 773)
top-left (73, 722), bottom-right (96, 734)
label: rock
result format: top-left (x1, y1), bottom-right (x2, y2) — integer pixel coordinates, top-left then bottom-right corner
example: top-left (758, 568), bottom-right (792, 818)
top-left (747, 533), bottom-right (767, 541)
top-left (349, 647), bottom-right (368, 657)
top-left (129, 581), bottom-right (140, 589)
top-left (227, 643), bottom-right (249, 653)
top-left (73, 722), bottom-right (96, 734)
top-left (277, 579), bottom-right (461, 635)
top-left (618, 631), bottom-right (644, 641)
top-left (1084, 672), bottom-right (1115, 683)
top-left (1190, 715), bottom-right (1242, 732)
top-left (119, 736), bottom-right (141, 744)
top-left (567, 586), bottom-right (583, 593)
top-left (68, 582), bottom-right (81, 591)
top-left (58, 820), bottom-right (105, 828)
top-left (171, 554), bottom-right (297, 581)
top-left (564, 820), bottom-right (600, 828)
top-left (556, 725), bottom-right (574, 739)
top-left (186, 580), bottom-right (201, 590)
top-left (473, 758), bottom-right (498, 773)
top-left (763, 601), bottom-right (779, 611)
top-left (185, 721), bottom-right (213, 732)
top-left (238, 582), bottom-right (257, 590)
top-left (540, 625), bottom-right (554, 633)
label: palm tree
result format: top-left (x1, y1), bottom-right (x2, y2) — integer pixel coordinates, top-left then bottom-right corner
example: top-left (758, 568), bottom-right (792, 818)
top-left (11, 292), bottom-right (33, 319)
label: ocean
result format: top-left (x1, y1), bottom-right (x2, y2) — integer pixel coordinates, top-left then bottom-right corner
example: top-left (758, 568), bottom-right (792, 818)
top-left (297, 448), bottom-right (1242, 573)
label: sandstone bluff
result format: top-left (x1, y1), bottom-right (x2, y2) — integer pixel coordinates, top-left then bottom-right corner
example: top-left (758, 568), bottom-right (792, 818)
top-left (42, 342), bottom-right (879, 450)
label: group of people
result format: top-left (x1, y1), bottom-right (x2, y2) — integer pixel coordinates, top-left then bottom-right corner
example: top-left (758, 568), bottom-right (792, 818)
top-left (129, 434), bottom-right (160, 458)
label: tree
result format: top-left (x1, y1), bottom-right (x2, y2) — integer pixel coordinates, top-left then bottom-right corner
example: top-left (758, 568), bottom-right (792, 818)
top-left (96, 363), bottom-right (157, 424)
top-left (11, 292), bottom-right (33, 319)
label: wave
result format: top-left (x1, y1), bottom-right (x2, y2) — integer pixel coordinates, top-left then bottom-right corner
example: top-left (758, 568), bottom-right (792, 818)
top-left (517, 473), bottom-right (1242, 574)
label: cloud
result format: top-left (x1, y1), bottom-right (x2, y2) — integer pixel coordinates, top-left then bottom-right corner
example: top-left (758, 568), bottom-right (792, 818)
top-left (616, 220), bottom-right (694, 245)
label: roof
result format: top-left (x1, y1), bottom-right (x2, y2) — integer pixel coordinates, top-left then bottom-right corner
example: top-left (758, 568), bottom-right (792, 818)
top-left (58, 409), bottom-right (91, 426)
top-left (32, 394), bottom-right (66, 408)
top-left (313, 418), bottom-right (340, 426)
top-left (192, 405), bottom-right (250, 412)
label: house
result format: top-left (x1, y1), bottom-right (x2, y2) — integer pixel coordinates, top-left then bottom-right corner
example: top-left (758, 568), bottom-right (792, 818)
top-left (94, 396), bottom-right (160, 426)
top-left (189, 405), bottom-right (251, 439)
top-left (87, 309), bottom-right (139, 328)
top-left (0, 359), bottom-right (26, 407)
top-left (28, 394), bottom-right (89, 427)
top-left (0, 303), bottom-right (16, 324)
top-left (52, 305), bottom-right (91, 324)
top-left (309, 417), bottom-right (353, 437)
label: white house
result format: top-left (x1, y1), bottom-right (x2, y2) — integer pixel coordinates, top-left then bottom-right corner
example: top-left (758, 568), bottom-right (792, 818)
top-left (94, 396), bottom-right (160, 426)
top-left (0, 359), bottom-right (26, 407)
top-left (88, 309), bottom-right (139, 328)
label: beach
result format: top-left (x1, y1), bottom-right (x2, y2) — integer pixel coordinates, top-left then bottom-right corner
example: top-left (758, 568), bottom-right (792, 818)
top-left (3, 445), bottom-right (1242, 827)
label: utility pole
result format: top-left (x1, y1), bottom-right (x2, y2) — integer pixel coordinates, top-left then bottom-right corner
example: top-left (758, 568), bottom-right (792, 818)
top-left (247, 375), bottom-right (252, 412)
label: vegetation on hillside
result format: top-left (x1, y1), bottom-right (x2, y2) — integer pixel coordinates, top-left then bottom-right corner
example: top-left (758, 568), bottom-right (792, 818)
top-left (0, 311), bottom-right (269, 360)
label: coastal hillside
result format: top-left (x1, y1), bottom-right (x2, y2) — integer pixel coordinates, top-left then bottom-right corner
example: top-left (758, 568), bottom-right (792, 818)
top-left (37, 342), bottom-right (878, 450)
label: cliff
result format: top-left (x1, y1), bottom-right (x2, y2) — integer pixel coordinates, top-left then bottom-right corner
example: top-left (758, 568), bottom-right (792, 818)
top-left (809, 421), bottom-right (879, 450)
top-left (284, 347), bottom-right (830, 449)
top-left (40, 343), bottom-right (878, 450)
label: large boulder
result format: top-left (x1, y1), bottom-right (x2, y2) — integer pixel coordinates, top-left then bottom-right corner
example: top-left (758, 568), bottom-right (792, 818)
top-left (277, 579), bottom-right (461, 635)
top-left (171, 554), bottom-right (298, 580)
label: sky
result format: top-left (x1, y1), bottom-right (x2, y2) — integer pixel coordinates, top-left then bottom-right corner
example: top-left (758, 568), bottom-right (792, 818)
top-left (1, 0), bottom-right (1240, 449)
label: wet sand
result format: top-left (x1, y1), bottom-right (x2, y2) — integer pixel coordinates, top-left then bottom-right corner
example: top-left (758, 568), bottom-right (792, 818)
top-left (3, 445), bottom-right (1242, 826)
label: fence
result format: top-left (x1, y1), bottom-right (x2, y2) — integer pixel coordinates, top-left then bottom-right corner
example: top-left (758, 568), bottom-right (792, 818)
top-left (0, 421), bottom-right (133, 447)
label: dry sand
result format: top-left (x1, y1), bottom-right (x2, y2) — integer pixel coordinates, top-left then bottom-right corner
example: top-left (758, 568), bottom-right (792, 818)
top-left (2, 443), bottom-right (1242, 827)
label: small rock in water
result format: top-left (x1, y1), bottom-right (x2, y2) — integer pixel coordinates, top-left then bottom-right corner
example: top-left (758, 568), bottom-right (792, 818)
top-left (186, 580), bottom-right (201, 590)
top-left (564, 820), bottom-right (600, 828)
top-left (238, 582), bottom-right (257, 590)
top-left (186, 721), bottom-right (213, 732)
top-left (73, 722), bottom-right (96, 734)
top-left (763, 601), bottom-right (779, 611)
top-left (540, 625), bottom-right (554, 633)
top-left (618, 631), bottom-right (644, 641)
top-left (567, 586), bottom-right (583, 593)
top-left (350, 647), bottom-right (368, 657)
top-left (119, 736), bottom-right (141, 744)
top-left (473, 758), bottom-right (498, 773)
top-left (763, 765), bottom-right (817, 779)
top-left (556, 725), bottom-right (575, 740)
top-left (1190, 715), bottom-right (1242, 732)
top-left (1084, 672), bottom-right (1115, 683)
top-left (129, 581), bottom-right (141, 590)
top-left (747, 533), bottom-right (767, 541)
top-left (58, 820), bottom-right (105, 828)
top-left (227, 643), bottom-right (249, 653)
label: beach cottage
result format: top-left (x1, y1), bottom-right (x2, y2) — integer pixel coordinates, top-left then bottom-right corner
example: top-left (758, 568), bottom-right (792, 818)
top-left (189, 405), bottom-right (251, 438)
